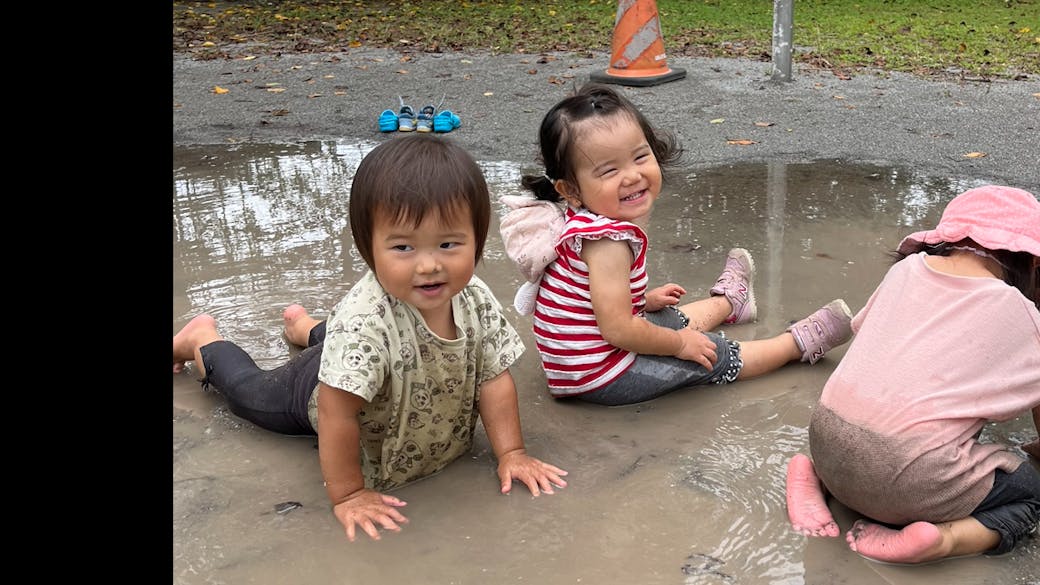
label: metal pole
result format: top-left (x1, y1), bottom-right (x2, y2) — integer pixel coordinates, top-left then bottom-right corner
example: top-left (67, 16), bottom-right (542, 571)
top-left (772, 0), bottom-right (793, 82)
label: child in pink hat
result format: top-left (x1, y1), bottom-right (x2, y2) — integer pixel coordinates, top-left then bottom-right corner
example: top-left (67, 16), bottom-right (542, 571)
top-left (785, 185), bottom-right (1040, 565)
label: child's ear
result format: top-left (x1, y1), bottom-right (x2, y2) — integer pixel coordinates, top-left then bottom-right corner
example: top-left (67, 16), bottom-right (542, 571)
top-left (554, 179), bottom-right (582, 208)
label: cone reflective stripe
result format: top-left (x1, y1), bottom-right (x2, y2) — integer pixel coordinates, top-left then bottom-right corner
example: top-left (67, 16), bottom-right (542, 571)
top-left (590, 0), bottom-right (686, 87)
top-left (610, 0), bottom-right (666, 70)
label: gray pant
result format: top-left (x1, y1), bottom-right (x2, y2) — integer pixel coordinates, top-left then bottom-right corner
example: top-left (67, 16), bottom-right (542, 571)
top-left (973, 463), bottom-right (1040, 555)
top-left (576, 307), bottom-right (743, 406)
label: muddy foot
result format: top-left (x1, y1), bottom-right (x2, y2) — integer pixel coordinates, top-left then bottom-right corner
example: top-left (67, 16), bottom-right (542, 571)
top-left (785, 453), bottom-right (839, 537)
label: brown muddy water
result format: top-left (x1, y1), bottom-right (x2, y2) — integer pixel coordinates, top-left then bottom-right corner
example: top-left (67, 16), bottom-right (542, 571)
top-left (173, 141), bottom-right (1039, 585)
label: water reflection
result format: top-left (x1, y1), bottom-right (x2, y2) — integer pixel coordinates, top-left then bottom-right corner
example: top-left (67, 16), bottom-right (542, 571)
top-left (173, 141), bottom-right (1036, 585)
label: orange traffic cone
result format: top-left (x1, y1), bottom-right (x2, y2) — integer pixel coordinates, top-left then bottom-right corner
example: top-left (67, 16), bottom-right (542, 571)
top-left (590, 0), bottom-right (686, 87)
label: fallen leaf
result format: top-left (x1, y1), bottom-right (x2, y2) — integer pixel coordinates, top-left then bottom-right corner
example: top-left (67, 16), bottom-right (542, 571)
top-left (202, 41), bottom-right (216, 47)
top-left (267, 87), bottom-right (286, 93)
top-left (308, 94), bottom-right (323, 98)
top-left (348, 40), bottom-right (361, 48)
top-left (527, 69), bottom-right (538, 75)
top-left (213, 86), bottom-right (229, 94)
top-left (461, 59), bottom-right (472, 64)
top-left (754, 121), bottom-right (774, 127)
top-left (1033, 93), bottom-right (1040, 99)
top-left (239, 55), bottom-right (257, 61)
top-left (483, 91), bottom-right (494, 96)
top-left (832, 95), bottom-right (846, 100)
top-left (709, 118), bottom-right (725, 124)
top-left (323, 74), bottom-right (334, 79)
top-left (396, 69), bottom-right (409, 74)
top-left (963, 152), bottom-right (987, 158)
top-left (547, 76), bottom-right (565, 85)
top-left (726, 139), bottom-right (758, 145)
top-left (270, 109), bottom-right (290, 116)
top-left (334, 90), bottom-right (347, 96)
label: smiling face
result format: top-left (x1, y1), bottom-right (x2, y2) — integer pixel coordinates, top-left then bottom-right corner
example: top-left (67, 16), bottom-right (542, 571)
top-left (554, 111), bottom-right (663, 226)
top-left (370, 205), bottom-right (477, 330)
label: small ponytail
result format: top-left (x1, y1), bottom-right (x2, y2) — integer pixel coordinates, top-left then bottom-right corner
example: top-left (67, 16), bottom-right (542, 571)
top-left (520, 173), bottom-right (563, 203)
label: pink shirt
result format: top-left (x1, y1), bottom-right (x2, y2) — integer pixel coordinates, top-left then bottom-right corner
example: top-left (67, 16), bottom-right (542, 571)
top-left (813, 252), bottom-right (1040, 522)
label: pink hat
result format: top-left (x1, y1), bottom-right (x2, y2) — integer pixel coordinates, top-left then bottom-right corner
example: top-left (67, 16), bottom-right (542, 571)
top-left (897, 185), bottom-right (1040, 256)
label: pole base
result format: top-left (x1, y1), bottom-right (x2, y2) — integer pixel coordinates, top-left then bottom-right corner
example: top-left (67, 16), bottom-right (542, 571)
top-left (589, 66), bottom-right (686, 87)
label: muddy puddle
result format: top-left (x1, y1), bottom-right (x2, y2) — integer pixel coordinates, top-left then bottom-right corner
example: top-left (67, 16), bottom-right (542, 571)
top-left (173, 141), bottom-right (1039, 585)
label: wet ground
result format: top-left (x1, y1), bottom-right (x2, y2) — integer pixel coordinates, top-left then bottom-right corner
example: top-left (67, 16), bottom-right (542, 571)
top-left (173, 142), bottom-right (1040, 585)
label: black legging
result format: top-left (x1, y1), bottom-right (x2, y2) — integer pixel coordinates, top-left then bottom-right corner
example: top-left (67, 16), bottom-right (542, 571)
top-left (196, 321), bottom-right (327, 436)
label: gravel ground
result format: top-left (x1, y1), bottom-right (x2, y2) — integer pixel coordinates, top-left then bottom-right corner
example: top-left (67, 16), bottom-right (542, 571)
top-left (173, 48), bottom-right (1040, 193)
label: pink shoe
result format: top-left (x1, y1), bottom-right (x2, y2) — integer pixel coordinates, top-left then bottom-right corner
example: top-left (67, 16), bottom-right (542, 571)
top-left (787, 299), bottom-right (853, 364)
top-left (710, 248), bottom-right (757, 324)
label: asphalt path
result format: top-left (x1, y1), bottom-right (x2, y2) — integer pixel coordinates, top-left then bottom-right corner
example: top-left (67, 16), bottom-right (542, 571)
top-left (173, 48), bottom-right (1040, 193)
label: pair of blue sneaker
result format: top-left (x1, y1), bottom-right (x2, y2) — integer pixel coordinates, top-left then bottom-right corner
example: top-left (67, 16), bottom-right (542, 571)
top-left (379, 98), bottom-right (461, 133)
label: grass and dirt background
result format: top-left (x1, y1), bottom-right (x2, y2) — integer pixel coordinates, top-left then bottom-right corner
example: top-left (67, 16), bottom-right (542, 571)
top-left (173, 0), bottom-right (1039, 79)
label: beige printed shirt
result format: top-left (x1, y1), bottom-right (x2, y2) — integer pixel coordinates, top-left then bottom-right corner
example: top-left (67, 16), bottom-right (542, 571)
top-left (313, 272), bottom-right (525, 491)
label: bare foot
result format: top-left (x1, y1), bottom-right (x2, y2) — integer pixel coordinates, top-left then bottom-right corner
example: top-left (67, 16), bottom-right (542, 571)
top-left (785, 453), bottom-right (840, 537)
top-left (173, 314), bottom-right (219, 373)
top-left (846, 519), bottom-right (944, 564)
top-left (283, 304), bottom-right (321, 347)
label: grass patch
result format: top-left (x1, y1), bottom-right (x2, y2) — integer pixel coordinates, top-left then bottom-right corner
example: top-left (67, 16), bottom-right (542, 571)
top-left (173, 0), bottom-right (1040, 79)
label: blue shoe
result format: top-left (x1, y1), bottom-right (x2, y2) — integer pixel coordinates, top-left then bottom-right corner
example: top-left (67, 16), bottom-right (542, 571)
top-left (433, 110), bottom-right (461, 133)
top-left (416, 104), bottom-right (436, 133)
top-left (398, 98), bottom-right (416, 132)
top-left (378, 109), bottom-right (398, 132)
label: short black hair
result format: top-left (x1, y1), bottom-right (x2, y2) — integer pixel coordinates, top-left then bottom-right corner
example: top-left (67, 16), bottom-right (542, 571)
top-left (349, 134), bottom-right (491, 269)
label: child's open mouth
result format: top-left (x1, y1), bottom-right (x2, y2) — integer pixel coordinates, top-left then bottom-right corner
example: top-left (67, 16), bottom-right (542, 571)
top-left (621, 190), bottom-right (645, 202)
top-left (417, 282), bottom-right (445, 294)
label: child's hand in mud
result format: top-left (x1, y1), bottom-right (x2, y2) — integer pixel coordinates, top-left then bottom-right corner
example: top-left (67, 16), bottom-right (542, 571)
top-left (645, 283), bottom-right (686, 313)
top-left (675, 328), bottom-right (718, 370)
top-left (496, 449), bottom-right (569, 496)
top-left (1022, 440), bottom-right (1040, 461)
top-left (332, 488), bottom-right (408, 542)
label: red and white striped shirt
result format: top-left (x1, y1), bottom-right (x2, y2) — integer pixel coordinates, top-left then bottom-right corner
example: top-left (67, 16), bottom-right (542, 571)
top-left (533, 208), bottom-right (649, 397)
